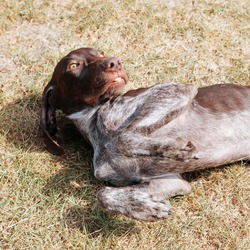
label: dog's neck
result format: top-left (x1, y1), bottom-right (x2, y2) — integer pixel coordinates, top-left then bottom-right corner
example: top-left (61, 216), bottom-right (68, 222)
top-left (67, 105), bottom-right (100, 138)
top-left (67, 98), bottom-right (122, 145)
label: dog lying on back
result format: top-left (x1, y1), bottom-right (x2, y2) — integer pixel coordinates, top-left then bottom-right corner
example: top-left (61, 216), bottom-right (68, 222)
top-left (41, 47), bottom-right (250, 221)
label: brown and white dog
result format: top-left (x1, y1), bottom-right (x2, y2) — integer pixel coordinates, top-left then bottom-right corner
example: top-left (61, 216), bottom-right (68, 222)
top-left (41, 47), bottom-right (250, 221)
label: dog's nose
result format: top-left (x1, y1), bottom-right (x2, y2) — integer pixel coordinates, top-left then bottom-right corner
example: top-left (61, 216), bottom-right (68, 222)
top-left (104, 57), bottom-right (122, 71)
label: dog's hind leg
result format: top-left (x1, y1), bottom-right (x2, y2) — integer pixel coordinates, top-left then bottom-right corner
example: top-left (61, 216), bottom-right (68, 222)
top-left (97, 174), bottom-right (191, 221)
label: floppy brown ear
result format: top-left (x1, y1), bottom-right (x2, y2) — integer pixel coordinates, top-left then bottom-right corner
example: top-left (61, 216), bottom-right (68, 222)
top-left (40, 81), bottom-right (64, 155)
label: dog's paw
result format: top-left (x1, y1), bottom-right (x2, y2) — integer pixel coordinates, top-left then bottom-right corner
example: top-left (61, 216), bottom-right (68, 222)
top-left (97, 187), bottom-right (172, 221)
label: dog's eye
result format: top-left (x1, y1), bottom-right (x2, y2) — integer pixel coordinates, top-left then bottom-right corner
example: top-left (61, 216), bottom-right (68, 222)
top-left (68, 63), bottom-right (80, 70)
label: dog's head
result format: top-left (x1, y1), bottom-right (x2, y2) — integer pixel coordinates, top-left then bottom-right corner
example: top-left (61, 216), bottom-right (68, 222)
top-left (40, 47), bottom-right (127, 154)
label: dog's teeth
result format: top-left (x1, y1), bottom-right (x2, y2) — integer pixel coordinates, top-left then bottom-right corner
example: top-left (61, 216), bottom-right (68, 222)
top-left (113, 77), bottom-right (124, 84)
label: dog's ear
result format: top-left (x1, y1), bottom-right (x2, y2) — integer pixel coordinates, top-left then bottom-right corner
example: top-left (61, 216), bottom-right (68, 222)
top-left (40, 81), bottom-right (64, 155)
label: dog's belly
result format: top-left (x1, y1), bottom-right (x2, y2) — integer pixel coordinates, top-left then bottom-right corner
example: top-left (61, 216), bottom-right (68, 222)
top-left (152, 107), bottom-right (250, 170)
top-left (92, 108), bottom-right (250, 182)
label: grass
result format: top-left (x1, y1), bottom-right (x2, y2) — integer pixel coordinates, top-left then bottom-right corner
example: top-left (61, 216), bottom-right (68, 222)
top-left (0, 0), bottom-right (249, 249)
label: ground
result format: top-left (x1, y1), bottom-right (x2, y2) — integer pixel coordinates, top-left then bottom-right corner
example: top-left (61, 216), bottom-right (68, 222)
top-left (0, 0), bottom-right (249, 249)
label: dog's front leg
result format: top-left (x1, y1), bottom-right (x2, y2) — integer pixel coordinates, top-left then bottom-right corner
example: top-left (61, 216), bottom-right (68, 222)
top-left (97, 174), bottom-right (191, 221)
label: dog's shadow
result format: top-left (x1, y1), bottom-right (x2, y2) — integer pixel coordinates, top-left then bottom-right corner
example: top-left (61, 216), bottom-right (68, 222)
top-left (63, 205), bottom-right (138, 236)
top-left (42, 137), bottom-right (137, 235)
top-left (0, 94), bottom-right (44, 152)
top-left (0, 94), bottom-right (137, 235)
top-left (44, 164), bottom-right (137, 236)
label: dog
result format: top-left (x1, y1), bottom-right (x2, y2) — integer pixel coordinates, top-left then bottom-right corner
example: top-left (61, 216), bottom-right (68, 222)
top-left (41, 47), bottom-right (250, 221)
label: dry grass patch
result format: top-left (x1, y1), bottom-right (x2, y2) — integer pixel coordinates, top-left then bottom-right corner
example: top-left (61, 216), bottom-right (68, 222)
top-left (0, 0), bottom-right (249, 249)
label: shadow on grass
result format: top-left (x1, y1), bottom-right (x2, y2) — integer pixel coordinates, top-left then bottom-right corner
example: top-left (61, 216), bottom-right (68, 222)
top-left (63, 205), bottom-right (137, 237)
top-left (42, 153), bottom-right (137, 236)
top-left (0, 94), bottom-right (90, 154)
top-left (41, 144), bottom-right (137, 236)
top-left (0, 94), bottom-right (45, 152)
top-left (0, 95), bottom-right (137, 235)
top-left (44, 172), bottom-right (137, 236)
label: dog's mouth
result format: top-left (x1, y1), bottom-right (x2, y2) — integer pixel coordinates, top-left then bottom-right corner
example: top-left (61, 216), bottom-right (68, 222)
top-left (110, 76), bottom-right (126, 90)
top-left (82, 72), bottom-right (127, 105)
top-left (82, 60), bottom-right (128, 105)
top-left (99, 72), bottom-right (127, 101)
top-left (113, 76), bottom-right (125, 85)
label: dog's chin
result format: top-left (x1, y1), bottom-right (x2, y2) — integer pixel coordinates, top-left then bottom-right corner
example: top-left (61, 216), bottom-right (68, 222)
top-left (99, 78), bottom-right (126, 101)
top-left (99, 90), bottom-right (122, 103)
